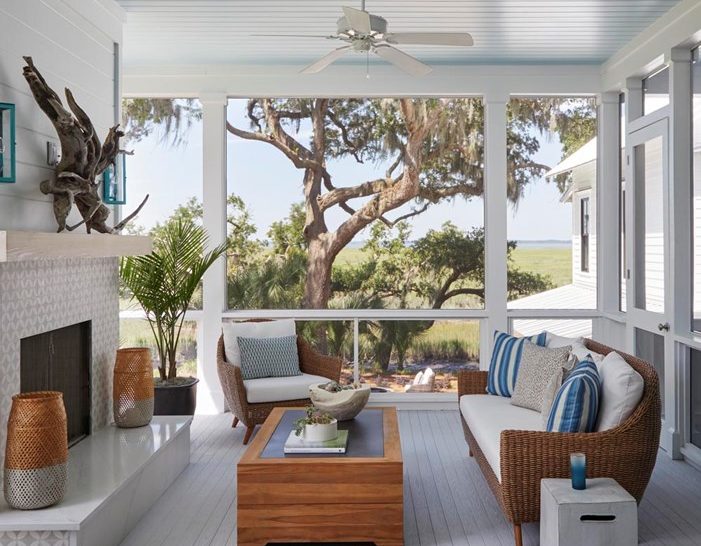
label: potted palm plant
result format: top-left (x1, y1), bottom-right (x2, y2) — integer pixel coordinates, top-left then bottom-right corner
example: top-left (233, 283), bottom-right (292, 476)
top-left (120, 220), bottom-right (227, 415)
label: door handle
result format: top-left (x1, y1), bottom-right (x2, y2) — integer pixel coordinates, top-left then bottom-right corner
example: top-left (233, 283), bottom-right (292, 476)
top-left (658, 322), bottom-right (670, 332)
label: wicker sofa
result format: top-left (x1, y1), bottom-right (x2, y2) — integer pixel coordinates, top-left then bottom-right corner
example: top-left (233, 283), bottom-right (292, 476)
top-left (216, 334), bottom-right (343, 444)
top-left (458, 338), bottom-right (661, 546)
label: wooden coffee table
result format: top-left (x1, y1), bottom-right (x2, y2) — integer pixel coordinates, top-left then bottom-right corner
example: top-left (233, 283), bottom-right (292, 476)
top-left (237, 406), bottom-right (403, 546)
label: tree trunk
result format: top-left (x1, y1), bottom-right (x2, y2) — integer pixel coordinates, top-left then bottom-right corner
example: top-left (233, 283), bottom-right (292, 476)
top-left (303, 236), bottom-right (334, 309)
top-left (376, 327), bottom-right (394, 372)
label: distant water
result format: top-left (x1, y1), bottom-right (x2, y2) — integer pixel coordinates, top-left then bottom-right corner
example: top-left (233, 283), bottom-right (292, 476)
top-left (514, 240), bottom-right (571, 249)
top-left (346, 239), bottom-right (571, 249)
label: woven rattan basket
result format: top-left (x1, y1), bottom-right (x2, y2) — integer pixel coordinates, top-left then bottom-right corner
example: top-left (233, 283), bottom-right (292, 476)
top-left (113, 347), bottom-right (154, 428)
top-left (4, 391), bottom-right (68, 510)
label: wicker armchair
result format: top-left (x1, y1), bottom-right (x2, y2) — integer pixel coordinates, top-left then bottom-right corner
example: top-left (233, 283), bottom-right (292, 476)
top-left (217, 334), bottom-right (343, 444)
top-left (458, 339), bottom-right (661, 546)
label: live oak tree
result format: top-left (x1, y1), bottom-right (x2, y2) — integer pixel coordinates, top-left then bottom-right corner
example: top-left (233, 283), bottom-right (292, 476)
top-left (226, 97), bottom-right (594, 309)
top-left (123, 97), bottom-right (595, 310)
top-left (330, 221), bottom-right (551, 370)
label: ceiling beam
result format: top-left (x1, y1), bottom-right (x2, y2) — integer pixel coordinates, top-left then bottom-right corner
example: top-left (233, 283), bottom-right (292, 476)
top-left (122, 63), bottom-right (602, 98)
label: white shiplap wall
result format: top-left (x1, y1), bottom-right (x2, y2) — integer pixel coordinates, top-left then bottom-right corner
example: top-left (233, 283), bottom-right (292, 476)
top-left (0, 0), bottom-right (124, 232)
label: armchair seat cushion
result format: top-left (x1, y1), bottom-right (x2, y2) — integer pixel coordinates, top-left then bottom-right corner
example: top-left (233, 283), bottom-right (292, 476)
top-left (459, 394), bottom-right (543, 482)
top-left (244, 373), bottom-right (330, 404)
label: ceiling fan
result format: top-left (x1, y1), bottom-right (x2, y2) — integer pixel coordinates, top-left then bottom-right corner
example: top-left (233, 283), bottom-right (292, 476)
top-left (255, 1), bottom-right (474, 77)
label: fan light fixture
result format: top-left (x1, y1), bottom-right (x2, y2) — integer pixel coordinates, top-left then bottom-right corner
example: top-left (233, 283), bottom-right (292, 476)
top-left (253, 1), bottom-right (474, 77)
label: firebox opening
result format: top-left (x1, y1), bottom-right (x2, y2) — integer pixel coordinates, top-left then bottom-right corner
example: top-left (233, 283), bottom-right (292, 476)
top-left (20, 321), bottom-right (92, 446)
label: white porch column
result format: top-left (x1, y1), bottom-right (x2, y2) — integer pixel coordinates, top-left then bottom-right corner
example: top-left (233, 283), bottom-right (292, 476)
top-left (482, 92), bottom-right (509, 368)
top-left (597, 92), bottom-right (622, 316)
top-left (668, 48), bottom-right (693, 457)
top-left (669, 49), bottom-right (693, 337)
top-left (198, 93), bottom-right (228, 414)
top-left (622, 77), bottom-right (642, 315)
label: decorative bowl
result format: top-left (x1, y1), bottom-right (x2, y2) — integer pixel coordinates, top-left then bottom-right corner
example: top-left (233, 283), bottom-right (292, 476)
top-left (303, 419), bottom-right (338, 442)
top-left (309, 382), bottom-right (371, 421)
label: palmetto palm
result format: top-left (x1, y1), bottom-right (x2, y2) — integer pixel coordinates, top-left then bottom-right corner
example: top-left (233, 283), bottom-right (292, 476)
top-left (120, 220), bottom-right (227, 381)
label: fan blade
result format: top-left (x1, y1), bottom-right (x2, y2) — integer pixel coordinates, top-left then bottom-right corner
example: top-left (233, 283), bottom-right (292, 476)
top-left (301, 46), bottom-right (352, 74)
top-left (373, 45), bottom-right (432, 77)
top-left (342, 6), bottom-right (372, 33)
top-left (384, 32), bottom-right (474, 47)
top-left (251, 34), bottom-right (338, 39)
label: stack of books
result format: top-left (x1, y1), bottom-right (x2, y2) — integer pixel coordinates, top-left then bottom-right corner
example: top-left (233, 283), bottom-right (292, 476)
top-left (283, 430), bottom-right (349, 454)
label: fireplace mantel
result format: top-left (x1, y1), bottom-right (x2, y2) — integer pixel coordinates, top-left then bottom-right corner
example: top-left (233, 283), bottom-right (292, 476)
top-left (0, 231), bottom-right (152, 261)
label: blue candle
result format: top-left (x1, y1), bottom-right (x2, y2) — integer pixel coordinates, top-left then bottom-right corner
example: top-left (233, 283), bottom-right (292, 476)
top-left (570, 452), bottom-right (586, 490)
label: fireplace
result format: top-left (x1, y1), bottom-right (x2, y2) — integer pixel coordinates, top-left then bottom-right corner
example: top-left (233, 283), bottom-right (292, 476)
top-left (20, 321), bottom-right (92, 446)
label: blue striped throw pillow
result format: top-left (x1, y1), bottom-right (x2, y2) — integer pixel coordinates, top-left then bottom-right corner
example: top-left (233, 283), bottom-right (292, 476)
top-left (487, 331), bottom-right (547, 397)
top-left (237, 335), bottom-right (301, 380)
top-left (546, 359), bottom-right (602, 433)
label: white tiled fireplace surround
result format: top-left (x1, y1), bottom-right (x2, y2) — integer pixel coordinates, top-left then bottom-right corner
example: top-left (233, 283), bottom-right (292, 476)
top-left (0, 257), bottom-right (192, 546)
top-left (0, 257), bottom-right (120, 473)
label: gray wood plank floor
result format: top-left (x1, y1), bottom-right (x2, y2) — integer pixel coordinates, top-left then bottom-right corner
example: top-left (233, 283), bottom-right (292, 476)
top-left (120, 411), bottom-right (701, 546)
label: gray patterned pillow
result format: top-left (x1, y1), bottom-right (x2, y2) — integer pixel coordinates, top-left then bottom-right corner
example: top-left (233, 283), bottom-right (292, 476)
top-left (510, 344), bottom-right (571, 412)
top-left (237, 335), bottom-right (301, 380)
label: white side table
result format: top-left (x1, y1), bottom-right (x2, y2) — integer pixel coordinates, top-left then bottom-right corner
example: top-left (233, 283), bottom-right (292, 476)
top-left (540, 478), bottom-right (637, 546)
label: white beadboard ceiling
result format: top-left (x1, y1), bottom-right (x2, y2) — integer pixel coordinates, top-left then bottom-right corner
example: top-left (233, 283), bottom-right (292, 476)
top-left (117, 0), bottom-right (683, 67)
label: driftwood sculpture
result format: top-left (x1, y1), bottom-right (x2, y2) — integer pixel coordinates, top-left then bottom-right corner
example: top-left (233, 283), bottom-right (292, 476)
top-left (22, 56), bottom-right (147, 233)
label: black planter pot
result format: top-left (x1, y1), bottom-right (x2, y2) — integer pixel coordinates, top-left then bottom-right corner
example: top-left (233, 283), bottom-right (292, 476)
top-left (154, 378), bottom-right (199, 415)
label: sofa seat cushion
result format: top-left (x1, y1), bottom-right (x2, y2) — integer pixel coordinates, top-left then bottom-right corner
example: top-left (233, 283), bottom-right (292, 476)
top-left (244, 373), bottom-right (329, 404)
top-left (459, 394), bottom-right (543, 482)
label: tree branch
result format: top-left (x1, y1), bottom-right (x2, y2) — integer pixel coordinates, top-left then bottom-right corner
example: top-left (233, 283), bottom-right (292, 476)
top-left (227, 121), bottom-right (323, 171)
top-left (316, 178), bottom-right (391, 211)
top-left (434, 287), bottom-right (484, 308)
top-left (262, 99), bottom-right (314, 161)
top-left (380, 203), bottom-right (429, 228)
top-left (418, 182), bottom-right (482, 203)
top-left (327, 109), bottom-right (364, 163)
top-left (386, 146), bottom-right (405, 177)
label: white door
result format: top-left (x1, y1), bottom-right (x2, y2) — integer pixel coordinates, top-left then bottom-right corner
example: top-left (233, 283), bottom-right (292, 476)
top-left (626, 117), bottom-right (676, 454)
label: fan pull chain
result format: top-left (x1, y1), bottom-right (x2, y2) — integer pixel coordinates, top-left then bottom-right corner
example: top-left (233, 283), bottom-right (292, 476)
top-left (366, 50), bottom-right (370, 79)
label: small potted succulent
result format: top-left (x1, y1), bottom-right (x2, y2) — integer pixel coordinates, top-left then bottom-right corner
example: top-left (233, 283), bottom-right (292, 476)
top-left (294, 405), bottom-right (338, 442)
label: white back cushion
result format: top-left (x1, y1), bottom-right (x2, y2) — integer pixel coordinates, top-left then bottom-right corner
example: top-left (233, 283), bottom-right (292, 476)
top-left (419, 367), bottom-right (435, 385)
top-left (570, 341), bottom-right (604, 370)
top-left (545, 331), bottom-right (584, 349)
top-left (596, 351), bottom-right (644, 431)
top-left (412, 371), bottom-right (425, 385)
top-left (222, 319), bottom-right (296, 366)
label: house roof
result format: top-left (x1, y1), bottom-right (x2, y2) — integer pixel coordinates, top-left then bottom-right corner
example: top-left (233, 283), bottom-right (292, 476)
top-left (508, 283), bottom-right (596, 311)
top-left (545, 138), bottom-right (597, 179)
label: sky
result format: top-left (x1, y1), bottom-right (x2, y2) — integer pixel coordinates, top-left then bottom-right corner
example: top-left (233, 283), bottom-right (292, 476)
top-left (125, 99), bottom-right (573, 242)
